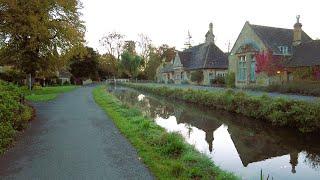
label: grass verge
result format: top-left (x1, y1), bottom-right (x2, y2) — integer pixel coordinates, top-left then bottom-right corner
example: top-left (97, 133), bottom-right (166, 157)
top-left (93, 86), bottom-right (238, 180)
top-left (25, 86), bottom-right (77, 102)
top-left (124, 83), bottom-right (320, 133)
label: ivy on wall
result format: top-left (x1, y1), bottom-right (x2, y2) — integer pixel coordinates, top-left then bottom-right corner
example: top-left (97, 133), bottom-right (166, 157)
top-left (255, 51), bottom-right (285, 76)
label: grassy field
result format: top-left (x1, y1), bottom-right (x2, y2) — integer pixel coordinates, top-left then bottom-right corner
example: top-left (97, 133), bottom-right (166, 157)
top-left (26, 86), bottom-right (77, 102)
top-left (93, 86), bottom-right (237, 180)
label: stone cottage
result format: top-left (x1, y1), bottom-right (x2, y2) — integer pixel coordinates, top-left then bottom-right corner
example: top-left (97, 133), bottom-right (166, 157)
top-left (228, 16), bottom-right (313, 87)
top-left (157, 23), bottom-right (228, 85)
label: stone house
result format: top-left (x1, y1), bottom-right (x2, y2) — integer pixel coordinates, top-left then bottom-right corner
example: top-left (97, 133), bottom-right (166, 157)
top-left (158, 23), bottom-right (228, 85)
top-left (228, 16), bottom-right (313, 87)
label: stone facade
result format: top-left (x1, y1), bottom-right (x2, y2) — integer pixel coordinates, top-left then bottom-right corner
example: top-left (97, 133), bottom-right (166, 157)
top-left (229, 18), bottom-right (313, 87)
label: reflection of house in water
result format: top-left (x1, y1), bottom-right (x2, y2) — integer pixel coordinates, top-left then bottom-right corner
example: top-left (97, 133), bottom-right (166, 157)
top-left (111, 87), bottom-right (320, 174)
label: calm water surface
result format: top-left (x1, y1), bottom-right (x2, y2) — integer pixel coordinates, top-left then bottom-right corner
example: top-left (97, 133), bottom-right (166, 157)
top-left (109, 86), bottom-right (320, 180)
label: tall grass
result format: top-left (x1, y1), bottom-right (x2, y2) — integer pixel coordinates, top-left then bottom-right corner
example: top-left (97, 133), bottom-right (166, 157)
top-left (93, 86), bottom-right (238, 179)
top-left (124, 83), bottom-right (320, 133)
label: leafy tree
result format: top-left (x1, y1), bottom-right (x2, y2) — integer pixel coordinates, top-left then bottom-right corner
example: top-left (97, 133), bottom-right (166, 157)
top-left (0, 0), bottom-right (85, 81)
top-left (158, 44), bottom-right (176, 62)
top-left (120, 51), bottom-right (142, 78)
top-left (98, 53), bottom-right (119, 79)
top-left (145, 46), bottom-right (162, 80)
top-left (70, 47), bottom-right (99, 80)
top-left (123, 40), bottom-right (136, 55)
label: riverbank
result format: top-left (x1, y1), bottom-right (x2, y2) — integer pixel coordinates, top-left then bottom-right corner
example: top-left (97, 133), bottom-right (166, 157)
top-left (93, 86), bottom-right (237, 179)
top-left (123, 83), bottom-right (320, 133)
top-left (0, 81), bottom-right (33, 154)
top-left (25, 85), bottom-right (78, 102)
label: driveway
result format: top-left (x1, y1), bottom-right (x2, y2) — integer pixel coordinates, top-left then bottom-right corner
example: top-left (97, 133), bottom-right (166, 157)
top-left (0, 86), bottom-right (153, 180)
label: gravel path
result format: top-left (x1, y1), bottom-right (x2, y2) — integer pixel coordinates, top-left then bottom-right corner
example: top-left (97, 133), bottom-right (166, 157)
top-left (139, 83), bottom-right (318, 102)
top-left (0, 85), bottom-right (153, 180)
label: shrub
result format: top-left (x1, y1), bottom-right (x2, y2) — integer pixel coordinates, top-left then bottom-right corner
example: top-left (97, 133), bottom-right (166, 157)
top-left (225, 72), bottom-right (235, 88)
top-left (0, 80), bottom-right (33, 153)
top-left (190, 71), bottom-right (203, 84)
top-left (210, 76), bottom-right (225, 85)
top-left (167, 79), bottom-right (174, 84)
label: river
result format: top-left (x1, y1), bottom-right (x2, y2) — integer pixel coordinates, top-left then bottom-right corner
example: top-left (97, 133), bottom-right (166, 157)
top-left (108, 86), bottom-right (320, 179)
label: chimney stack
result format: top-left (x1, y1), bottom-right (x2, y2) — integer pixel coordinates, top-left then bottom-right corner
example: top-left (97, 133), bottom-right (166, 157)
top-left (293, 15), bottom-right (302, 46)
top-left (205, 22), bottom-right (215, 44)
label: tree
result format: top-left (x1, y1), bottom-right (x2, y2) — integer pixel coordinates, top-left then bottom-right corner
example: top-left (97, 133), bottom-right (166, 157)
top-left (100, 32), bottom-right (124, 60)
top-left (98, 53), bottom-right (119, 79)
top-left (120, 51), bottom-right (142, 78)
top-left (144, 46), bottom-right (162, 80)
top-left (0, 0), bottom-right (85, 83)
top-left (70, 47), bottom-right (99, 81)
top-left (158, 44), bottom-right (176, 62)
top-left (137, 33), bottom-right (152, 67)
top-left (123, 40), bottom-right (136, 55)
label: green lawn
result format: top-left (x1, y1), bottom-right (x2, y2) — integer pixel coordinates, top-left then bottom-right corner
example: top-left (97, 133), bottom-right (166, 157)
top-left (26, 86), bottom-right (77, 102)
top-left (93, 86), bottom-right (238, 180)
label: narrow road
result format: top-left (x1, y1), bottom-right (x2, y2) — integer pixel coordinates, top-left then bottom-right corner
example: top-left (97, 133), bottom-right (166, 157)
top-left (0, 86), bottom-right (153, 180)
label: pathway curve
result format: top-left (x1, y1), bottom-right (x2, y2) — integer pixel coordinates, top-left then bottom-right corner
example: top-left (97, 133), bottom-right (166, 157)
top-left (0, 85), bottom-right (153, 180)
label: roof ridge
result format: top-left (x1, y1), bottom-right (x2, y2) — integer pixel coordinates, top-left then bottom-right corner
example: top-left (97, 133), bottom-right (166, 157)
top-left (203, 44), bottom-right (210, 68)
top-left (250, 23), bottom-right (293, 31)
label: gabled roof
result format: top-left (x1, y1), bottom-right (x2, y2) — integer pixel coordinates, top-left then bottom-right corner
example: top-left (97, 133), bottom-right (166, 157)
top-left (178, 43), bottom-right (228, 70)
top-left (250, 24), bottom-right (312, 54)
top-left (286, 40), bottom-right (320, 67)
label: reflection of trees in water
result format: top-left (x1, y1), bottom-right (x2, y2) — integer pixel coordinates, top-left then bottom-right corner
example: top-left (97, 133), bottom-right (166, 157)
top-left (304, 152), bottom-right (320, 170)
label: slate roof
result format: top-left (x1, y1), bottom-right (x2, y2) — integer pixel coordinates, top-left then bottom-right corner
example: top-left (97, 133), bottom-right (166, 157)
top-left (250, 24), bottom-right (312, 54)
top-left (177, 42), bottom-right (228, 70)
top-left (160, 63), bottom-right (174, 73)
top-left (286, 40), bottom-right (320, 67)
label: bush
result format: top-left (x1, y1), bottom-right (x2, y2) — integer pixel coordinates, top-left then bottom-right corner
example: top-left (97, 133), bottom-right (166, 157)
top-left (167, 79), bottom-right (174, 84)
top-left (190, 71), bottom-right (203, 84)
top-left (225, 72), bottom-right (235, 88)
top-left (0, 80), bottom-right (33, 153)
top-left (210, 76), bottom-right (225, 85)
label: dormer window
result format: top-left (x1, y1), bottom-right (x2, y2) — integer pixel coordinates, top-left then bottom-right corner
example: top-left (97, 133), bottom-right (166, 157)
top-left (278, 46), bottom-right (289, 54)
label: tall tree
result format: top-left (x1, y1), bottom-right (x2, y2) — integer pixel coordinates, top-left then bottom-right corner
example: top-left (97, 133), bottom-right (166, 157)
top-left (99, 32), bottom-right (124, 60)
top-left (70, 47), bottom-right (99, 81)
top-left (0, 0), bottom-right (85, 79)
top-left (98, 53), bottom-right (119, 78)
top-left (137, 33), bottom-right (151, 67)
top-left (120, 51), bottom-right (142, 78)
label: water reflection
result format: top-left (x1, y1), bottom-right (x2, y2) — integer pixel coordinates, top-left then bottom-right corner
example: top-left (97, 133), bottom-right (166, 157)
top-left (110, 86), bottom-right (320, 179)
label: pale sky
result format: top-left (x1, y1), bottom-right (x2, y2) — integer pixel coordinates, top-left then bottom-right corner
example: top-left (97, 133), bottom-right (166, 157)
top-left (80, 0), bottom-right (320, 54)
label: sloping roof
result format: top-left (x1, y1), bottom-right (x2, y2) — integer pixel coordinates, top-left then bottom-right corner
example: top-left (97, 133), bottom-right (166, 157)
top-left (286, 40), bottom-right (320, 67)
top-left (178, 43), bottom-right (228, 70)
top-left (160, 63), bottom-right (174, 73)
top-left (250, 24), bottom-right (312, 54)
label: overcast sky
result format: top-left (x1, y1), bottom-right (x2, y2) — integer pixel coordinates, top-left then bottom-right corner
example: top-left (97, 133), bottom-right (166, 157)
top-left (80, 0), bottom-right (320, 54)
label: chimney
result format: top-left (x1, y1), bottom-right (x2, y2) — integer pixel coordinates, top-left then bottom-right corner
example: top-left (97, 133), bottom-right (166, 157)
top-left (205, 22), bottom-right (215, 44)
top-left (293, 15), bottom-right (302, 46)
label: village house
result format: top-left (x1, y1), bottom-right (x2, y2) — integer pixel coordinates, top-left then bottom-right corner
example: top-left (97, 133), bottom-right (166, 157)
top-left (229, 16), bottom-right (320, 87)
top-left (157, 23), bottom-right (228, 85)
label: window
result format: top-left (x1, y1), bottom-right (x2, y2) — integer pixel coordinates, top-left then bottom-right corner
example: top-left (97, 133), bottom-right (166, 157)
top-left (209, 73), bottom-right (214, 79)
top-left (278, 46), bottom-right (288, 54)
top-left (250, 61), bottom-right (255, 81)
top-left (238, 56), bottom-right (247, 81)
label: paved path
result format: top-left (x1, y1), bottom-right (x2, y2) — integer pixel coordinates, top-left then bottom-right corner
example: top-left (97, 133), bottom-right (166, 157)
top-left (0, 86), bottom-right (153, 180)
top-left (139, 83), bottom-right (317, 102)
